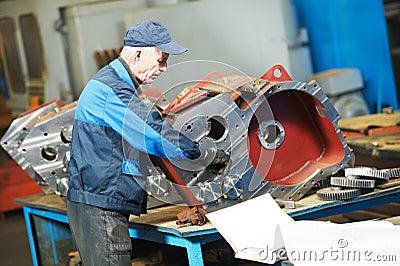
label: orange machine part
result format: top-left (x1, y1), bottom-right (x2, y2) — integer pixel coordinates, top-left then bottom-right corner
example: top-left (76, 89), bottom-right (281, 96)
top-left (0, 160), bottom-right (42, 218)
top-left (248, 90), bottom-right (345, 186)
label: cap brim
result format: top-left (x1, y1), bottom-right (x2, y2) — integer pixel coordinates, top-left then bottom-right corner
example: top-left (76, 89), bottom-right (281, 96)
top-left (156, 41), bottom-right (188, 55)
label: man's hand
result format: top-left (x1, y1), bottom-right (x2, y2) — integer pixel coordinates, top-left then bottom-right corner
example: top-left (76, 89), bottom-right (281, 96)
top-left (207, 149), bottom-right (230, 175)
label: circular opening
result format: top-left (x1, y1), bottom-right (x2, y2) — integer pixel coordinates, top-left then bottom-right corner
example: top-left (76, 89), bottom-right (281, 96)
top-left (258, 120), bottom-right (285, 150)
top-left (273, 68), bottom-right (282, 78)
top-left (206, 116), bottom-right (227, 142)
top-left (60, 125), bottom-right (73, 144)
top-left (41, 146), bottom-right (58, 161)
top-left (263, 124), bottom-right (280, 144)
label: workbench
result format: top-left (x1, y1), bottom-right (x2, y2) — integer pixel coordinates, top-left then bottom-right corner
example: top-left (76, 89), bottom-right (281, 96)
top-left (16, 185), bottom-right (400, 266)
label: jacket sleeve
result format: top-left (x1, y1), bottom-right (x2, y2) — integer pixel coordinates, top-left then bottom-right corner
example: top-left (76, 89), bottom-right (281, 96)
top-left (101, 82), bottom-right (201, 160)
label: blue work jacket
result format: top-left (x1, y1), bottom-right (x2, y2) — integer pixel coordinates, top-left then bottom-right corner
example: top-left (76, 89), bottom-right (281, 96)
top-left (67, 58), bottom-right (200, 215)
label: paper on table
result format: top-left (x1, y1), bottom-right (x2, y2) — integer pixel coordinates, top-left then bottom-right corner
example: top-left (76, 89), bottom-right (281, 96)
top-left (206, 193), bottom-right (294, 264)
top-left (206, 193), bottom-right (400, 266)
top-left (280, 220), bottom-right (400, 266)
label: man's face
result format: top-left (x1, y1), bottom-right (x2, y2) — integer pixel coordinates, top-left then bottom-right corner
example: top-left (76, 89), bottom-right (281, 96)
top-left (135, 48), bottom-right (169, 84)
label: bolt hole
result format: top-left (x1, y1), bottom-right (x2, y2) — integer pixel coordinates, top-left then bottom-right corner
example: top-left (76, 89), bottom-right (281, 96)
top-left (273, 68), bottom-right (282, 78)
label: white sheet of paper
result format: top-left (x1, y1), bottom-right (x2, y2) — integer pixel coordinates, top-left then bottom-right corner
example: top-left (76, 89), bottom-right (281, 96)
top-left (206, 193), bottom-right (294, 264)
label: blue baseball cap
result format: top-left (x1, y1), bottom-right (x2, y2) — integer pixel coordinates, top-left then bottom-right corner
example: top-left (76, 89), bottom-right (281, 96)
top-left (123, 20), bottom-right (188, 55)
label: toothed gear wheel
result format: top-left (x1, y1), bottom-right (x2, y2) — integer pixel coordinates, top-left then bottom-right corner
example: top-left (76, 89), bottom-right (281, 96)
top-left (381, 167), bottom-right (400, 179)
top-left (316, 187), bottom-right (361, 201)
top-left (330, 176), bottom-right (375, 189)
top-left (344, 167), bottom-right (389, 181)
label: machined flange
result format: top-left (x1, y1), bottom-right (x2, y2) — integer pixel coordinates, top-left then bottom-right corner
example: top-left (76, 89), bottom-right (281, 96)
top-left (316, 187), bottom-right (361, 201)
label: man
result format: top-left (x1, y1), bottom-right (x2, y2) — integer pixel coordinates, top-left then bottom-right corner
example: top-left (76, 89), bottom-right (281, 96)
top-left (67, 20), bottom-right (228, 265)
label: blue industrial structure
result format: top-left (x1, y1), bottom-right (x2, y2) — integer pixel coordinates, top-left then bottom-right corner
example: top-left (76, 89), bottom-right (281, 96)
top-left (294, 0), bottom-right (398, 112)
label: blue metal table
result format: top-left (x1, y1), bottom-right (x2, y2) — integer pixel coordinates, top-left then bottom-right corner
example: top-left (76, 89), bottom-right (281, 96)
top-left (16, 185), bottom-right (400, 266)
top-left (16, 194), bottom-right (222, 266)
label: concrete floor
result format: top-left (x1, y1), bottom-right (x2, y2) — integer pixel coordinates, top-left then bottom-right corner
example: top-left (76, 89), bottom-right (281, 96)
top-left (0, 209), bottom-right (33, 266)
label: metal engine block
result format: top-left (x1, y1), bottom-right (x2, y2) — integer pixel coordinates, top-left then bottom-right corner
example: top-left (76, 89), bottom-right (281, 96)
top-left (1, 65), bottom-right (352, 211)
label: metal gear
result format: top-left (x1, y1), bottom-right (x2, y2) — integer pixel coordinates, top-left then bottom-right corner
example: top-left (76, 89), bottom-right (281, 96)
top-left (330, 176), bottom-right (375, 189)
top-left (344, 167), bottom-right (389, 181)
top-left (381, 167), bottom-right (400, 179)
top-left (316, 187), bottom-right (361, 201)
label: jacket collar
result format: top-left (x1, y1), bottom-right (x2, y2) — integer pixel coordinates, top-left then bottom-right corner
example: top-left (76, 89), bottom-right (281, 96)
top-left (109, 58), bottom-right (142, 94)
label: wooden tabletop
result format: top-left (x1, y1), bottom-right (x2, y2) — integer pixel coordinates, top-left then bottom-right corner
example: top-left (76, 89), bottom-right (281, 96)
top-left (14, 193), bottom-right (218, 237)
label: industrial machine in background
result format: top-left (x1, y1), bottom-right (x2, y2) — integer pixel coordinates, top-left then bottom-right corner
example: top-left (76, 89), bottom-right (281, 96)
top-left (0, 64), bottom-right (353, 211)
top-left (309, 68), bottom-right (370, 119)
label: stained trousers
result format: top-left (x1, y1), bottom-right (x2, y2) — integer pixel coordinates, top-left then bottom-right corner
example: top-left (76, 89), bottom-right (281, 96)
top-left (66, 200), bottom-right (132, 266)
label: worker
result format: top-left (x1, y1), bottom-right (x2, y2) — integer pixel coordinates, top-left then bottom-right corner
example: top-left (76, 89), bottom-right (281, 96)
top-left (66, 20), bottom-right (229, 265)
